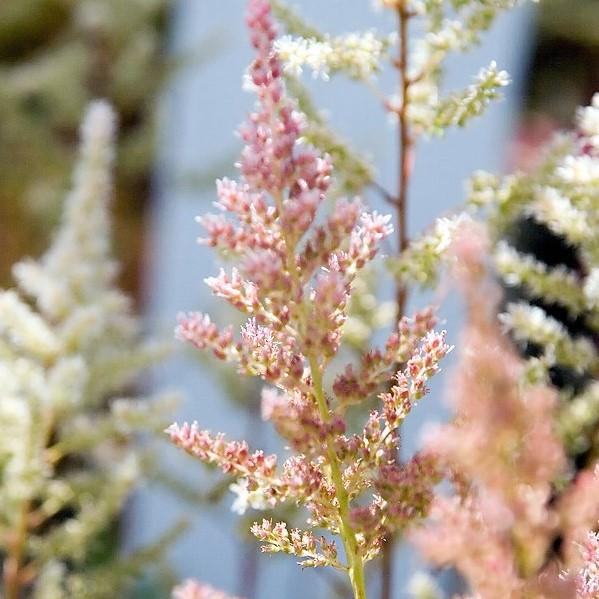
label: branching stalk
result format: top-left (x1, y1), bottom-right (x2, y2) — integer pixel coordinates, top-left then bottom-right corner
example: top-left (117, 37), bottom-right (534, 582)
top-left (3, 501), bottom-right (29, 599)
top-left (274, 185), bottom-right (367, 599)
top-left (381, 4), bottom-right (414, 599)
top-left (395, 2), bottom-right (413, 319)
top-left (309, 356), bottom-right (367, 599)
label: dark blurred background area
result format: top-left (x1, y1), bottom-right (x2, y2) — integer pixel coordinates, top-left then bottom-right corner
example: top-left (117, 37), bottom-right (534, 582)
top-left (511, 0), bottom-right (599, 169)
top-left (0, 0), bottom-right (171, 299)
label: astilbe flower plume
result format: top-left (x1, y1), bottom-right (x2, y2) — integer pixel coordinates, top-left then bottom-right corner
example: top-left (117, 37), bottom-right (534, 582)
top-left (167, 2), bottom-right (451, 597)
top-left (172, 579), bottom-right (243, 599)
top-left (571, 531), bottom-right (599, 599)
top-left (0, 101), bottom-right (177, 598)
top-left (411, 223), bottom-right (599, 599)
top-left (466, 93), bottom-right (599, 465)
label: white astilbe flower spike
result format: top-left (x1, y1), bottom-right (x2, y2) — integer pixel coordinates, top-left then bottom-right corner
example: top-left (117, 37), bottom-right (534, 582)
top-left (500, 303), bottom-right (597, 371)
top-left (14, 101), bottom-right (118, 321)
top-left (494, 241), bottom-right (585, 316)
top-left (0, 101), bottom-right (175, 594)
top-left (389, 213), bottom-right (472, 288)
top-left (229, 478), bottom-right (271, 514)
top-left (0, 290), bottom-right (61, 359)
top-left (476, 92), bottom-right (599, 462)
top-left (557, 155), bottom-right (599, 186)
top-left (275, 31), bottom-right (389, 80)
top-left (577, 92), bottom-right (599, 145)
top-left (584, 269), bottom-right (599, 309)
top-left (431, 61), bottom-right (510, 132)
top-left (526, 187), bottom-right (591, 245)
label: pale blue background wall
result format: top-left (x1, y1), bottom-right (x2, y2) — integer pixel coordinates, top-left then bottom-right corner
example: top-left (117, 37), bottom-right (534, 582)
top-left (130, 2), bottom-right (536, 597)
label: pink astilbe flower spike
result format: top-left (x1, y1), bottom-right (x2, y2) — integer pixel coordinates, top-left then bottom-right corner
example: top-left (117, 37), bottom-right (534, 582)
top-left (251, 519), bottom-right (341, 568)
top-left (168, 1), bottom-right (449, 592)
top-left (414, 494), bottom-right (524, 599)
top-left (298, 198), bottom-right (363, 283)
top-left (204, 268), bottom-right (260, 314)
top-left (557, 467), bottom-right (599, 598)
top-left (199, 179), bottom-right (278, 254)
top-left (242, 0), bottom-right (332, 215)
top-left (333, 307), bottom-right (439, 407)
top-left (171, 580), bottom-right (243, 599)
top-left (411, 222), bottom-right (588, 598)
top-left (166, 422), bottom-right (277, 481)
top-left (573, 531), bottom-right (599, 599)
top-left (261, 387), bottom-right (334, 455)
top-left (175, 312), bottom-right (234, 360)
top-left (559, 462), bottom-right (599, 566)
top-left (347, 212), bottom-right (393, 269)
top-left (306, 269), bottom-right (348, 357)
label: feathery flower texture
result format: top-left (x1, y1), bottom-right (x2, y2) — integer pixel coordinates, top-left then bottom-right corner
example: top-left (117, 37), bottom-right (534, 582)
top-left (412, 225), bottom-right (599, 599)
top-left (469, 93), bottom-right (599, 460)
top-left (274, 30), bottom-right (390, 80)
top-left (0, 101), bottom-right (173, 597)
top-left (168, 2), bottom-right (450, 597)
top-left (572, 531), bottom-right (599, 599)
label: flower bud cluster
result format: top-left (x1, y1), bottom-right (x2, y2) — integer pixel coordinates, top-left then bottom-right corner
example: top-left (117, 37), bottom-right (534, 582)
top-left (388, 214), bottom-right (472, 290)
top-left (494, 240), bottom-right (585, 317)
top-left (274, 31), bottom-right (392, 81)
top-left (430, 61), bottom-right (509, 133)
top-left (333, 307), bottom-right (438, 406)
top-left (166, 422), bottom-right (277, 481)
top-left (251, 519), bottom-right (340, 568)
top-left (176, 312), bottom-right (234, 359)
top-left (500, 302), bottom-right (598, 371)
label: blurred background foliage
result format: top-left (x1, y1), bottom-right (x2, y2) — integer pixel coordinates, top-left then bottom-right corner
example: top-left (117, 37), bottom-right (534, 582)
top-left (0, 0), bottom-right (170, 297)
top-left (513, 0), bottom-right (599, 168)
top-left (2, 1), bottom-right (599, 595)
top-left (529, 0), bottom-right (599, 119)
top-left (0, 3), bottom-right (174, 594)
top-left (2, 0), bottom-right (599, 297)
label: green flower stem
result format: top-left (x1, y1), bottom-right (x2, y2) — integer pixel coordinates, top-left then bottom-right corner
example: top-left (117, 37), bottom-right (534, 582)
top-left (309, 355), bottom-right (367, 599)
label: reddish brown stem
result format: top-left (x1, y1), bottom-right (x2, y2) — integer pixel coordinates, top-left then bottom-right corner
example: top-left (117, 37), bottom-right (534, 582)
top-left (3, 400), bottom-right (55, 598)
top-left (3, 502), bottom-right (30, 599)
top-left (395, 1), bottom-right (412, 319)
top-left (381, 4), bottom-right (414, 599)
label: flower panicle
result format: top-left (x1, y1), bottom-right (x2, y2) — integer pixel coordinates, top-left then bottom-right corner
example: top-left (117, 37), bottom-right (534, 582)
top-left (251, 518), bottom-right (340, 569)
top-left (165, 422), bottom-right (277, 482)
top-left (168, 1), bottom-right (450, 592)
